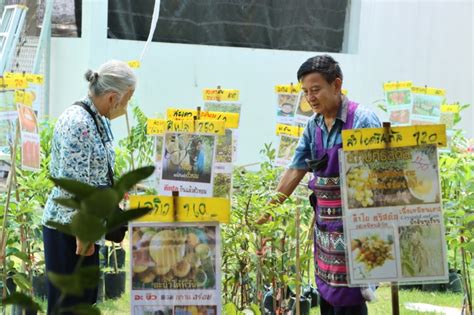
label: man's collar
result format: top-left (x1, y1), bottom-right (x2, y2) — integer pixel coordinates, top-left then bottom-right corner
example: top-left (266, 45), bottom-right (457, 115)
top-left (315, 95), bottom-right (349, 124)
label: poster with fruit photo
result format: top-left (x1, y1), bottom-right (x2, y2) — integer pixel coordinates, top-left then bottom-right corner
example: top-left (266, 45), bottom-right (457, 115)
top-left (294, 91), bottom-right (313, 125)
top-left (276, 93), bottom-right (298, 125)
top-left (275, 135), bottom-right (299, 166)
top-left (17, 104), bottom-right (40, 171)
top-left (340, 144), bottom-right (448, 284)
top-left (384, 81), bottom-right (412, 126)
top-left (130, 223), bottom-right (221, 313)
top-left (411, 87), bottom-right (445, 125)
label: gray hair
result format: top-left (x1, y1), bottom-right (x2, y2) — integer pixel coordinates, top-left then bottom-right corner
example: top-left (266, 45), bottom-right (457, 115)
top-left (84, 60), bottom-right (136, 98)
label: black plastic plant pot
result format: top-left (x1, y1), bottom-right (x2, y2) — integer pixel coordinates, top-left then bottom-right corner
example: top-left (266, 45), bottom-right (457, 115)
top-left (289, 296), bottom-right (311, 315)
top-left (5, 275), bottom-right (16, 295)
top-left (108, 247), bottom-right (126, 269)
top-left (104, 271), bottom-right (126, 299)
top-left (421, 282), bottom-right (447, 292)
top-left (448, 271), bottom-right (463, 293)
top-left (32, 273), bottom-right (47, 300)
top-left (262, 289), bottom-right (274, 314)
top-left (12, 305), bottom-right (37, 315)
top-left (99, 245), bottom-right (109, 268)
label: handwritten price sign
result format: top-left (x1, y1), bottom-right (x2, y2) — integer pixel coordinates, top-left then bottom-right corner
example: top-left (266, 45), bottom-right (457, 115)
top-left (26, 74), bottom-right (44, 85)
top-left (129, 195), bottom-right (230, 223)
top-left (200, 111), bottom-right (239, 129)
top-left (167, 120), bottom-right (195, 133)
top-left (274, 84), bottom-right (302, 94)
top-left (0, 77), bottom-right (28, 90)
top-left (441, 104), bottom-right (460, 113)
top-left (202, 89), bottom-right (239, 101)
top-left (146, 119), bottom-right (167, 135)
top-left (342, 124), bottom-right (447, 151)
top-left (195, 120), bottom-right (225, 135)
top-left (14, 90), bottom-right (34, 106)
top-left (275, 124), bottom-right (303, 137)
top-left (412, 86), bottom-right (446, 97)
top-left (383, 81), bottom-right (413, 91)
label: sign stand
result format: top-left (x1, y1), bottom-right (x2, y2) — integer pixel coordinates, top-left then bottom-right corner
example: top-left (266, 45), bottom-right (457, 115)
top-left (383, 121), bottom-right (400, 315)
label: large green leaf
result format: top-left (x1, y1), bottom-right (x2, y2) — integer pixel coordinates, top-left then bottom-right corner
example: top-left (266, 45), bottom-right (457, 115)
top-left (106, 207), bottom-right (151, 231)
top-left (2, 292), bottom-right (42, 311)
top-left (12, 273), bottom-right (32, 291)
top-left (50, 178), bottom-right (95, 198)
top-left (70, 212), bottom-right (106, 242)
top-left (48, 266), bottom-right (99, 297)
top-left (80, 188), bottom-right (119, 218)
top-left (54, 198), bottom-right (81, 209)
top-left (114, 166), bottom-right (155, 197)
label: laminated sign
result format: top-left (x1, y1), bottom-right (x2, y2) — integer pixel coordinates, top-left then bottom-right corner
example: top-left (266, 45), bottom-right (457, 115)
top-left (340, 125), bottom-right (448, 285)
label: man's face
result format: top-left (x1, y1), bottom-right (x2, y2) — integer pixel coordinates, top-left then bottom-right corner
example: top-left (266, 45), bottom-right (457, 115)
top-left (301, 72), bottom-right (341, 116)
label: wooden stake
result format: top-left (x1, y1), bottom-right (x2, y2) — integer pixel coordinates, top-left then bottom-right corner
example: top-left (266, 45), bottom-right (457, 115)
top-left (383, 121), bottom-right (399, 315)
top-left (172, 190), bottom-right (179, 222)
top-left (295, 203), bottom-right (301, 315)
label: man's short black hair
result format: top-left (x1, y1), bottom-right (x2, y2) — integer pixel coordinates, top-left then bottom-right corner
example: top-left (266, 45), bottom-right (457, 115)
top-left (297, 54), bottom-right (343, 83)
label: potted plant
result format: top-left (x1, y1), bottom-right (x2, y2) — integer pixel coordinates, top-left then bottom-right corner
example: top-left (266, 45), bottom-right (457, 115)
top-left (104, 242), bottom-right (126, 300)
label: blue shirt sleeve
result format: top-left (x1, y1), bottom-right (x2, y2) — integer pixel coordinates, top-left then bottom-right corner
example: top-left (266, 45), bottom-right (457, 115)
top-left (287, 123), bottom-right (312, 170)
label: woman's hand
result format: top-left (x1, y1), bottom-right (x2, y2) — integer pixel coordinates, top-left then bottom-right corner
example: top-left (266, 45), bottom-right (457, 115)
top-left (76, 237), bottom-right (95, 256)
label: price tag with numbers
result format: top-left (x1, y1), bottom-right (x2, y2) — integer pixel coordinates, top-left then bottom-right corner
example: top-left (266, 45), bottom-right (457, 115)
top-left (342, 124), bottom-right (447, 151)
top-left (195, 120), bottom-right (225, 135)
top-left (200, 111), bottom-right (239, 129)
top-left (202, 89), bottom-right (239, 101)
top-left (0, 77), bottom-right (28, 90)
top-left (129, 195), bottom-right (230, 223)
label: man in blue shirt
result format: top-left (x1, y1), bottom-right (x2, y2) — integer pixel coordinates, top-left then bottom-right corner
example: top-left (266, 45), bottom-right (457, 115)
top-left (259, 55), bottom-right (380, 315)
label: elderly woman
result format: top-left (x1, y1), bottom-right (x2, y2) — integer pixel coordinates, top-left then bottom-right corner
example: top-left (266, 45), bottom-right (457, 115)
top-left (42, 60), bottom-right (136, 313)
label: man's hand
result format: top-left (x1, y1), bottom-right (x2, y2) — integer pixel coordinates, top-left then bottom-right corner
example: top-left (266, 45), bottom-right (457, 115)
top-left (76, 237), bottom-right (94, 256)
top-left (256, 212), bottom-right (272, 225)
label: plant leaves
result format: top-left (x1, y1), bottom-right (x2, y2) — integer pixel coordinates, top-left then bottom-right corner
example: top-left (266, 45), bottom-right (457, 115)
top-left (48, 266), bottom-right (99, 297)
top-left (54, 198), bottom-right (81, 209)
top-left (12, 273), bottom-right (32, 291)
top-left (106, 207), bottom-right (151, 231)
top-left (70, 212), bottom-right (106, 243)
top-left (50, 177), bottom-right (95, 198)
top-left (62, 304), bottom-right (100, 315)
top-left (80, 188), bottom-right (119, 218)
top-left (11, 251), bottom-right (30, 263)
top-left (223, 302), bottom-right (238, 315)
top-left (2, 292), bottom-right (42, 311)
top-left (114, 166), bottom-right (155, 197)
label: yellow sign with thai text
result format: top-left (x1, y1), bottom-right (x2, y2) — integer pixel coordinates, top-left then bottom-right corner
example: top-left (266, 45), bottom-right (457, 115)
top-left (147, 119), bottom-right (167, 135)
top-left (200, 111), bottom-right (240, 129)
top-left (274, 84), bottom-right (302, 94)
top-left (383, 81), bottom-right (413, 91)
top-left (276, 124), bottom-right (303, 137)
top-left (411, 86), bottom-right (445, 97)
top-left (129, 195), bottom-right (230, 223)
top-left (202, 89), bottom-right (239, 101)
top-left (195, 120), bottom-right (225, 135)
top-left (342, 124), bottom-right (447, 151)
top-left (26, 74), bottom-right (44, 85)
top-left (14, 90), bottom-right (34, 106)
top-left (441, 104), bottom-right (460, 113)
top-left (166, 119), bottom-right (195, 133)
top-left (0, 76), bottom-right (28, 90)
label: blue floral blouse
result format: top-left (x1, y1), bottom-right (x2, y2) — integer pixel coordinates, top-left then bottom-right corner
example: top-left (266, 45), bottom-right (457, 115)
top-left (42, 97), bottom-right (115, 225)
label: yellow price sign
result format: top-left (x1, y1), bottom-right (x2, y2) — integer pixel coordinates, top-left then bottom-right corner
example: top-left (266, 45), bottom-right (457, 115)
top-left (383, 81), bottom-right (413, 91)
top-left (14, 90), bottom-right (34, 106)
top-left (276, 124), bottom-right (303, 137)
top-left (127, 60), bottom-right (141, 69)
top-left (129, 195), bottom-right (230, 223)
top-left (274, 84), bottom-right (302, 94)
top-left (412, 86), bottom-right (446, 96)
top-left (167, 108), bottom-right (197, 120)
top-left (202, 89), bottom-right (240, 101)
top-left (200, 111), bottom-right (240, 129)
top-left (147, 119), bottom-right (167, 135)
top-left (195, 120), bottom-right (225, 135)
top-left (26, 74), bottom-right (44, 85)
top-left (342, 124), bottom-right (446, 151)
top-left (0, 77), bottom-right (28, 90)
top-left (166, 119), bottom-right (195, 133)
top-left (441, 104), bottom-right (460, 113)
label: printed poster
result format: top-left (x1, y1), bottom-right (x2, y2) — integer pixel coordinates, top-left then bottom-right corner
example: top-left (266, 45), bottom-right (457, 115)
top-left (213, 129), bottom-right (233, 199)
top-left (160, 133), bottom-right (216, 197)
top-left (154, 136), bottom-right (164, 189)
top-left (17, 104), bottom-right (40, 171)
top-left (411, 87), bottom-right (444, 125)
top-left (275, 93), bottom-right (298, 125)
top-left (384, 82), bottom-right (412, 126)
top-left (340, 144), bottom-right (448, 284)
top-left (130, 223), bottom-right (221, 314)
top-left (294, 91), bottom-right (313, 125)
top-left (0, 154), bottom-right (11, 192)
top-left (275, 135), bottom-right (299, 167)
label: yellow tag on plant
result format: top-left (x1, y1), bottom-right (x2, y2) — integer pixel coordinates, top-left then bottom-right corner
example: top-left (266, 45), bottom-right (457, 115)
top-left (441, 104), bottom-right (460, 113)
top-left (167, 108), bottom-right (197, 120)
top-left (412, 86), bottom-right (445, 96)
top-left (342, 124), bottom-right (447, 151)
top-left (276, 124), bottom-right (303, 137)
top-left (166, 119), bottom-right (195, 133)
top-left (202, 89), bottom-right (240, 101)
top-left (146, 119), bottom-right (167, 135)
top-left (127, 60), bottom-right (141, 69)
top-left (0, 77), bottom-right (28, 90)
top-left (14, 90), bottom-right (34, 106)
top-left (383, 81), bottom-right (413, 91)
top-left (26, 74), bottom-right (44, 85)
top-left (200, 111), bottom-right (240, 129)
top-left (274, 84), bottom-right (302, 94)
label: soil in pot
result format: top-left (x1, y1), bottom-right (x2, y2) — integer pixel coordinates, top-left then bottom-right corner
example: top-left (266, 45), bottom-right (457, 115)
top-left (104, 271), bottom-right (126, 299)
